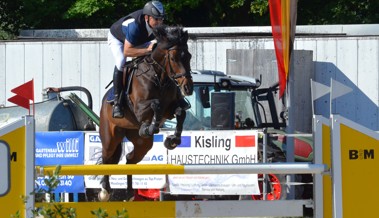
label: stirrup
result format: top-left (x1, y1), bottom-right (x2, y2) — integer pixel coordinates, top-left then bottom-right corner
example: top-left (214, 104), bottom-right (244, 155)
top-left (112, 105), bottom-right (124, 118)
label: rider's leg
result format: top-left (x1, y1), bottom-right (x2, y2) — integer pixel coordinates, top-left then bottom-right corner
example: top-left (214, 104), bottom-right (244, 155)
top-left (113, 66), bottom-right (124, 118)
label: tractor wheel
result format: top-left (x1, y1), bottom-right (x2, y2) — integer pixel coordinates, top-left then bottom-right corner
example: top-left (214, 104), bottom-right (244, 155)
top-left (252, 173), bottom-right (286, 200)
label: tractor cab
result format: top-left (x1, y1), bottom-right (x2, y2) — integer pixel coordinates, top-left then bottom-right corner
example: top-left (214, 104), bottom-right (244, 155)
top-left (164, 70), bottom-right (286, 131)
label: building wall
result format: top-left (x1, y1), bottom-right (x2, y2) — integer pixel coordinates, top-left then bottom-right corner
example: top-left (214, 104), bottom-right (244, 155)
top-left (1, 27), bottom-right (378, 131)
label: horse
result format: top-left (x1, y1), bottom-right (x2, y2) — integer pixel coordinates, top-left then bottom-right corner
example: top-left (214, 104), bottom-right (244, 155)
top-left (98, 25), bottom-right (193, 201)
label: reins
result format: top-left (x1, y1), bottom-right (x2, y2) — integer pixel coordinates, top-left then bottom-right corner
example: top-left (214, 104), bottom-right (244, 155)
top-left (148, 45), bottom-right (192, 86)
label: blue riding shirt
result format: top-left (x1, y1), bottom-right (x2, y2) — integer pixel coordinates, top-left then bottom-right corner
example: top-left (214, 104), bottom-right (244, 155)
top-left (110, 10), bottom-right (155, 46)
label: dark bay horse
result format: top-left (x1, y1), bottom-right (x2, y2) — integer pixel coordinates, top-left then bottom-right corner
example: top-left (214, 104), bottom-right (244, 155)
top-left (98, 25), bottom-right (193, 201)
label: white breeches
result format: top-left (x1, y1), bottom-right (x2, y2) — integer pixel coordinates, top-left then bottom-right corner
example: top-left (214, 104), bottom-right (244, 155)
top-left (107, 31), bottom-right (157, 71)
top-left (107, 31), bottom-right (131, 71)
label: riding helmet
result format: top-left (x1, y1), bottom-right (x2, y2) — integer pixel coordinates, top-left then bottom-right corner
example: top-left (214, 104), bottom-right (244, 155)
top-left (143, 1), bottom-right (165, 19)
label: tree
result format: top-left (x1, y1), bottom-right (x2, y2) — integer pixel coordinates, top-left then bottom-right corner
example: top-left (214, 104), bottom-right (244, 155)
top-left (297, 0), bottom-right (379, 24)
top-left (0, 0), bottom-right (24, 39)
top-left (22, 0), bottom-right (77, 29)
top-left (1, 0), bottom-right (378, 40)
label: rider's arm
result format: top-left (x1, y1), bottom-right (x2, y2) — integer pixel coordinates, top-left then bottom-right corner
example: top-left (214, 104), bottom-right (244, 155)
top-left (123, 39), bottom-right (153, 58)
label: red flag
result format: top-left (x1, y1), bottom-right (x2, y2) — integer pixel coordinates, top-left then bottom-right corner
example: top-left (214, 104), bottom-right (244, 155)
top-left (8, 95), bottom-right (30, 109)
top-left (269, 0), bottom-right (297, 98)
top-left (7, 79), bottom-right (34, 110)
top-left (11, 79), bottom-right (34, 101)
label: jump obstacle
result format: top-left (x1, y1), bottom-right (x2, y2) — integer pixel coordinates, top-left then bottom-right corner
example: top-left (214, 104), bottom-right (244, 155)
top-left (1, 114), bottom-right (379, 217)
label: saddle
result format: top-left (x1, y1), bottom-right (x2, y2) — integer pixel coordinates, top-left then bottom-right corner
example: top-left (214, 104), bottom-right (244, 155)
top-left (106, 56), bottom-right (146, 103)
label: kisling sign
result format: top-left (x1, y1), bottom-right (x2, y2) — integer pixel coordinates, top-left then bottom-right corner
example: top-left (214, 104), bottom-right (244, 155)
top-left (167, 130), bottom-right (259, 195)
top-left (83, 130), bottom-right (260, 195)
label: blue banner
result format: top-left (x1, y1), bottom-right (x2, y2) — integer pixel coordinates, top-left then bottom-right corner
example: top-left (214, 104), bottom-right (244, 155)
top-left (35, 131), bottom-right (85, 193)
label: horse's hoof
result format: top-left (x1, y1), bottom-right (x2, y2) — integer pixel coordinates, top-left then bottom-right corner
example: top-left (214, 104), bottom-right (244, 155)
top-left (153, 127), bottom-right (159, 134)
top-left (164, 135), bottom-right (180, 150)
top-left (124, 191), bottom-right (135, 201)
top-left (98, 188), bottom-right (110, 202)
top-left (139, 123), bottom-right (152, 138)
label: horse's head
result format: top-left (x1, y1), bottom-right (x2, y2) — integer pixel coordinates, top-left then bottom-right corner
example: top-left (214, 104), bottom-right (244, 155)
top-left (152, 25), bottom-right (193, 96)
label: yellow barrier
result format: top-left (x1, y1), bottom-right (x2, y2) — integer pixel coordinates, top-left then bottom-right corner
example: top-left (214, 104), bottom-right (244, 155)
top-left (36, 164), bottom-right (185, 176)
top-left (0, 117), bottom-right (34, 218)
top-left (35, 201), bottom-right (176, 218)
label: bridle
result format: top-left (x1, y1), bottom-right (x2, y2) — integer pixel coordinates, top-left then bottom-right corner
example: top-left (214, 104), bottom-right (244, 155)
top-left (149, 45), bottom-right (192, 85)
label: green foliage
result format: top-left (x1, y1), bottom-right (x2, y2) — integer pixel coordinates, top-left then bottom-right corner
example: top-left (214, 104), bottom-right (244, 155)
top-left (66, 0), bottom-right (115, 17)
top-left (34, 204), bottom-right (77, 218)
top-left (250, 0), bottom-right (269, 16)
top-left (1, 0), bottom-right (379, 38)
top-left (329, 0), bottom-right (379, 24)
top-left (297, 0), bottom-right (379, 25)
top-left (10, 210), bottom-right (21, 218)
top-left (0, 30), bottom-right (17, 40)
top-left (12, 165), bottom-right (129, 218)
top-left (22, 0), bottom-right (77, 29)
top-left (30, 165), bottom-right (78, 217)
top-left (91, 208), bottom-right (129, 218)
top-left (62, 0), bottom-right (143, 28)
top-left (0, 0), bottom-right (24, 39)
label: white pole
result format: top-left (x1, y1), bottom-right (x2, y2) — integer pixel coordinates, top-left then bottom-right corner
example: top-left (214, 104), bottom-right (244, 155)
top-left (184, 163), bottom-right (326, 175)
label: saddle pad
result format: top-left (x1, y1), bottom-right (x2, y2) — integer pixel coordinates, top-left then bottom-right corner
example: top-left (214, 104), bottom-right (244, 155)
top-left (106, 87), bottom-right (115, 103)
top-left (106, 87), bottom-right (130, 104)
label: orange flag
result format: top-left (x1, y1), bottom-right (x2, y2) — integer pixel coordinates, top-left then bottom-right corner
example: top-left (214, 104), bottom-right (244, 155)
top-left (269, 0), bottom-right (297, 98)
top-left (7, 79), bottom-right (34, 110)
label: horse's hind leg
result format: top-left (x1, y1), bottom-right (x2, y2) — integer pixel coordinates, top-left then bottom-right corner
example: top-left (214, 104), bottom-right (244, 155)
top-left (164, 106), bottom-right (186, 150)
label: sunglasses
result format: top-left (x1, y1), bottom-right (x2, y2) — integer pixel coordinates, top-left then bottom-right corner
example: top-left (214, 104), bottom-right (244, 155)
top-left (150, 16), bottom-right (164, 21)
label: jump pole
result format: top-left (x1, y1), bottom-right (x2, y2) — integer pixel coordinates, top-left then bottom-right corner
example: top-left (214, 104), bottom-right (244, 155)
top-left (35, 163), bottom-right (325, 217)
top-left (36, 163), bottom-right (327, 176)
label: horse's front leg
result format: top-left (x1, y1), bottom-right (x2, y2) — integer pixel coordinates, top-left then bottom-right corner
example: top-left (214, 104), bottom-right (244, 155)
top-left (139, 99), bottom-right (162, 137)
top-left (164, 106), bottom-right (186, 150)
top-left (98, 143), bottom-right (122, 201)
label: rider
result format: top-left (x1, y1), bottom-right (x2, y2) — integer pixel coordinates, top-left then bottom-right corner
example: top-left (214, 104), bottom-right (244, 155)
top-left (108, 1), bottom-right (165, 118)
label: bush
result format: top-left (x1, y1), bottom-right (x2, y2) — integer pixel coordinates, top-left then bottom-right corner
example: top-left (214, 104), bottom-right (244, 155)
top-left (13, 165), bottom-right (129, 218)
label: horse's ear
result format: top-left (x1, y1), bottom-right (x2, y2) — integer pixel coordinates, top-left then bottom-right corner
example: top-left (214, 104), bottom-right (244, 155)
top-left (183, 30), bottom-right (189, 42)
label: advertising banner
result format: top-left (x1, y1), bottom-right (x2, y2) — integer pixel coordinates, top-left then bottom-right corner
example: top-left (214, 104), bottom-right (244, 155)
top-left (167, 130), bottom-right (260, 195)
top-left (35, 131), bottom-right (85, 193)
top-left (331, 115), bottom-right (379, 218)
top-left (84, 133), bottom-right (166, 189)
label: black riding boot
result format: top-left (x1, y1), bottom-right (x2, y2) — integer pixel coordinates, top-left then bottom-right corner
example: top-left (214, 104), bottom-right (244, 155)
top-left (113, 67), bottom-right (124, 118)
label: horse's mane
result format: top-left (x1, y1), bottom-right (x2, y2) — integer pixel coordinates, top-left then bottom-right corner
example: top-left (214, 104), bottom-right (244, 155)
top-left (153, 25), bottom-right (188, 49)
